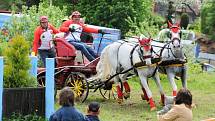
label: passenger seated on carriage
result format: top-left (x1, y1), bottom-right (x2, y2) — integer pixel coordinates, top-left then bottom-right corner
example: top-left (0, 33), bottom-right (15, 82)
top-left (60, 11), bottom-right (105, 61)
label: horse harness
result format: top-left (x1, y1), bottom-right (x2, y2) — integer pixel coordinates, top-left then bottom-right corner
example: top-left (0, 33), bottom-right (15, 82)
top-left (114, 40), bottom-right (161, 77)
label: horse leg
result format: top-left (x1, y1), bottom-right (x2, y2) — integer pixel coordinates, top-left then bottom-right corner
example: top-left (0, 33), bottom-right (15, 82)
top-left (138, 72), bottom-right (156, 111)
top-left (166, 68), bottom-right (177, 96)
top-left (115, 76), bottom-right (123, 104)
top-left (152, 71), bottom-right (165, 105)
top-left (181, 66), bottom-right (187, 88)
top-left (120, 74), bottom-right (131, 99)
top-left (141, 85), bottom-right (149, 102)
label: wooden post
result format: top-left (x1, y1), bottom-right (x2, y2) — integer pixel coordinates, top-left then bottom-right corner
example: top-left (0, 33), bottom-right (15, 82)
top-left (45, 58), bottom-right (55, 120)
top-left (0, 57), bottom-right (3, 121)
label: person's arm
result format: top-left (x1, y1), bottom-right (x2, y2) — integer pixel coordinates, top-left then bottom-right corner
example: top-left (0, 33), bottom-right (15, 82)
top-left (49, 24), bottom-right (59, 34)
top-left (32, 28), bottom-right (40, 56)
top-left (59, 21), bottom-right (70, 32)
top-left (83, 25), bottom-right (99, 33)
top-left (158, 106), bottom-right (178, 121)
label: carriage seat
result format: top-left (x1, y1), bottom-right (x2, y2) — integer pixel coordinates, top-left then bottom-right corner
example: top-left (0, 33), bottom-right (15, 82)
top-left (54, 38), bottom-right (77, 67)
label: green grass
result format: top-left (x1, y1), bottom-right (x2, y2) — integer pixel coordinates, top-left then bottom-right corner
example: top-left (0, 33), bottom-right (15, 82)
top-left (71, 71), bottom-right (215, 121)
top-left (6, 66), bottom-right (215, 121)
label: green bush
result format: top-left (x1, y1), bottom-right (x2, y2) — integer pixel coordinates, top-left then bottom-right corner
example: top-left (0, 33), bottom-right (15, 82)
top-left (188, 17), bottom-right (201, 33)
top-left (3, 35), bottom-right (36, 88)
top-left (201, 1), bottom-right (215, 40)
top-left (3, 113), bottom-right (44, 121)
top-left (1, 1), bottom-right (67, 45)
top-left (0, 42), bottom-right (8, 56)
top-left (125, 14), bottom-right (164, 38)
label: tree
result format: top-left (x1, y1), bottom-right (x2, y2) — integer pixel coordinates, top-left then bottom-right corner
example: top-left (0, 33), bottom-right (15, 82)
top-left (75, 0), bottom-right (153, 37)
top-left (201, 1), bottom-right (215, 40)
top-left (180, 12), bottom-right (189, 29)
top-left (3, 35), bottom-right (36, 88)
top-left (166, 1), bottom-right (175, 27)
top-left (1, 1), bottom-right (67, 44)
top-left (0, 0), bottom-right (25, 12)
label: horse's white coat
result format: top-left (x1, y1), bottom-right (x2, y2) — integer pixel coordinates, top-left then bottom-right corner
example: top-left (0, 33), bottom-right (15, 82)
top-left (152, 27), bottom-right (187, 95)
top-left (96, 38), bottom-right (164, 100)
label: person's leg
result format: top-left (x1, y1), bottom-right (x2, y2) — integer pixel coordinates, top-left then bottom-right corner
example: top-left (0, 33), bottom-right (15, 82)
top-left (48, 48), bottom-right (56, 58)
top-left (48, 48), bottom-right (57, 67)
top-left (69, 41), bottom-right (95, 61)
top-left (85, 44), bottom-right (97, 58)
top-left (38, 49), bottom-right (48, 67)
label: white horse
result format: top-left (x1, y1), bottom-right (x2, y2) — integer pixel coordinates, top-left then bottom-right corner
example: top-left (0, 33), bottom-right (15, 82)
top-left (150, 22), bottom-right (187, 97)
top-left (96, 35), bottom-right (165, 111)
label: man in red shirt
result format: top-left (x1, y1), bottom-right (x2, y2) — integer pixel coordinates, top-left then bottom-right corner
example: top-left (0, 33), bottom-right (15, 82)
top-left (31, 16), bottom-right (59, 67)
top-left (60, 11), bottom-right (104, 61)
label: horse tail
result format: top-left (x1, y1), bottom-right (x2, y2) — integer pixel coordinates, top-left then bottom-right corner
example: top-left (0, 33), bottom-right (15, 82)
top-left (96, 45), bottom-right (112, 81)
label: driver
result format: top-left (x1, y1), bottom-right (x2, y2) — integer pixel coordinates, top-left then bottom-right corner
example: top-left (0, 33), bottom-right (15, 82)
top-left (60, 11), bottom-right (105, 61)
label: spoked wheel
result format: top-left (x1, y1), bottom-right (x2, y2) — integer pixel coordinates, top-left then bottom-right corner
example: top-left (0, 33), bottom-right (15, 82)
top-left (65, 72), bottom-right (89, 103)
top-left (99, 81), bottom-right (117, 100)
top-left (37, 75), bottom-right (57, 98)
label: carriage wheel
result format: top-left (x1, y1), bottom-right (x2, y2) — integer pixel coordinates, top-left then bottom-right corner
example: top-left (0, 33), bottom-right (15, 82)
top-left (99, 82), bottom-right (117, 100)
top-left (37, 75), bottom-right (57, 98)
top-left (65, 72), bottom-right (89, 103)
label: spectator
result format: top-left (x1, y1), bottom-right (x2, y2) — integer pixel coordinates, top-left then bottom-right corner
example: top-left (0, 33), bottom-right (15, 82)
top-left (86, 102), bottom-right (100, 121)
top-left (157, 88), bottom-right (193, 121)
top-left (60, 11), bottom-right (105, 61)
top-left (31, 16), bottom-right (59, 67)
top-left (49, 87), bottom-right (88, 121)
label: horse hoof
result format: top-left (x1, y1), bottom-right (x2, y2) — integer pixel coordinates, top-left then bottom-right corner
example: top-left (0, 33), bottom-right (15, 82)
top-left (150, 107), bottom-right (157, 111)
top-left (123, 92), bottom-right (130, 99)
top-left (117, 98), bottom-right (123, 104)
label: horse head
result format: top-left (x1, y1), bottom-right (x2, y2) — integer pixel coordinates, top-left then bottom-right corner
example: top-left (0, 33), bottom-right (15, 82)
top-left (167, 22), bottom-right (184, 58)
top-left (138, 35), bottom-right (152, 65)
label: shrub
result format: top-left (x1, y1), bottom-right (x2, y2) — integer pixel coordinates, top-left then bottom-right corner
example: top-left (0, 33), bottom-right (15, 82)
top-left (1, 1), bottom-right (67, 45)
top-left (188, 17), bottom-right (201, 34)
top-left (125, 14), bottom-right (164, 38)
top-left (3, 113), bottom-right (44, 121)
top-left (3, 35), bottom-right (36, 88)
top-left (201, 1), bottom-right (215, 40)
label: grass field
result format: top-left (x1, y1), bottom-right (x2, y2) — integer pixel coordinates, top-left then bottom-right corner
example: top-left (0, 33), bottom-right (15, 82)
top-left (70, 69), bottom-right (215, 121)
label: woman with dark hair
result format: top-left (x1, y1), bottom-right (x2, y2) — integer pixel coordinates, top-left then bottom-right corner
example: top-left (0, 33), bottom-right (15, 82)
top-left (49, 87), bottom-right (88, 121)
top-left (158, 88), bottom-right (193, 121)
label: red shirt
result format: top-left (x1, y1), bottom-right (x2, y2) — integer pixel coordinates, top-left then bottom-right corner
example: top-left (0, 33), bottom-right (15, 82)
top-left (32, 23), bottom-right (59, 54)
top-left (60, 20), bottom-right (99, 33)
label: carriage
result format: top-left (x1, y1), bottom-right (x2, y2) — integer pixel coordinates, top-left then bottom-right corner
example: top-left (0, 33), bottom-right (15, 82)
top-left (37, 26), bottom-right (121, 102)
top-left (37, 22), bottom-right (188, 111)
